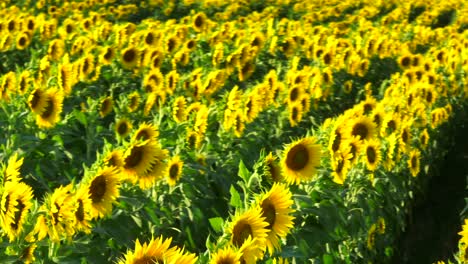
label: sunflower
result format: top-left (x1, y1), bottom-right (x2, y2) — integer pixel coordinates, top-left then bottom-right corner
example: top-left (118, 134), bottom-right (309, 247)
top-left (86, 166), bottom-right (120, 219)
top-left (186, 129), bottom-right (203, 149)
top-left (115, 118), bottom-right (132, 138)
top-left (99, 96), bottom-right (113, 117)
top-left (331, 149), bottom-right (353, 185)
top-left (347, 116), bottom-right (376, 141)
top-left (37, 185), bottom-right (75, 242)
top-left (57, 62), bottom-right (74, 95)
top-left (136, 147), bottom-right (168, 190)
top-left (96, 46), bottom-right (114, 65)
top-left (281, 136), bottom-right (322, 185)
top-left (15, 32), bottom-right (31, 50)
top-left (233, 110), bottom-right (245, 138)
top-left (117, 236), bottom-right (178, 264)
top-left (170, 247), bottom-right (198, 264)
top-left (165, 35), bottom-right (180, 54)
top-left (120, 46), bottom-right (140, 69)
top-left (376, 217), bottom-right (386, 234)
top-left (127, 92), bottom-right (140, 113)
top-left (363, 139), bottom-right (381, 171)
top-left (36, 88), bottom-right (64, 129)
top-left (103, 149), bottom-right (125, 171)
top-left (3, 153), bottom-right (23, 184)
top-left (122, 140), bottom-right (160, 180)
top-left (166, 70), bottom-right (179, 94)
top-left (419, 129), bottom-right (430, 149)
top-left (71, 185), bottom-right (92, 234)
top-left (227, 207), bottom-right (268, 255)
top-left (132, 123), bottom-right (159, 142)
top-left (192, 12), bottom-right (208, 32)
top-left (263, 152), bottom-right (283, 183)
top-left (172, 96), bottom-right (187, 123)
top-left (408, 149), bottom-right (421, 177)
top-left (256, 183), bottom-right (295, 254)
top-left (367, 223), bottom-right (377, 250)
top-left (20, 243), bottom-right (37, 264)
top-left (48, 38), bottom-right (65, 61)
top-left (288, 101), bottom-right (304, 127)
top-left (1, 181), bottom-right (34, 242)
top-left (328, 122), bottom-right (344, 157)
top-left (18, 70), bottom-right (31, 94)
top-left (381, 112), bottom-right (400, 136)
top-left (210, 247), bottom-right (241, 264)
top-left (166, 155), bottom-right (183, 187)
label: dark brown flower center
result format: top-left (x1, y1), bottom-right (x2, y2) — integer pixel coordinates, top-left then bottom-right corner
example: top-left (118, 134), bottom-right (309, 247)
top-left (286, 144), bottom-right (309, 171)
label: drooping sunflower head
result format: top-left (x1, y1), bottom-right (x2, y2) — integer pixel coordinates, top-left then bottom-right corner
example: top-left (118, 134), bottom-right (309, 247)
top-left (86, 166), bottom-right (120, 219)
top-left (115, 118), bottom-right (133, 138)
top-left (28, 87), bottom-right (49, 114)
top-left (281, 136), bottom-right (322, 185)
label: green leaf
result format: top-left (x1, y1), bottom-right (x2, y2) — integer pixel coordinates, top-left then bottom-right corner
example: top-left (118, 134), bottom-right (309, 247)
top-left (74, 110), bottom-right (88, 126)
top-left (208, 217), bottom-right (224, 233)
top-left (238, 160), bottom-right (250, 182)
top-left (323, 254), bottom-right (334, 264)
top-left (229, 185), bottom-right (241, 208)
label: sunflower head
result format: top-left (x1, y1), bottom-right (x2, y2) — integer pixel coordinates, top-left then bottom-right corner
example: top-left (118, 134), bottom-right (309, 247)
top-left (132, 123), bottom-right (159, 142)
top-left (348, 116), bottom-right (376, 141)
top-left (99, 97), bottom-right (113, 117)
top-left (120, 46), bottom-right (140, 69)
top-left (228, 207), bottom-right (268, 250)
top-left (86, 166), bottom-right (120, 219)
top-left (115, 119), bottom-right (132, 138)
top-left (210, 247), bottom-right (241, 264)
top-left (166, 155), bottom-right (183, 187)
top-left (281, 137), bottom-right (322, 185)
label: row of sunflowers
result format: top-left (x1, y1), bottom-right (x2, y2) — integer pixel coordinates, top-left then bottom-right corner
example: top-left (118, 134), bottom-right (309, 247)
top-left (0, 0), bottom-right (467, 263)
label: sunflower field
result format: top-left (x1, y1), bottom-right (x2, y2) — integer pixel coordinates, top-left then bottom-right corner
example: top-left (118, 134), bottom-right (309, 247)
top-left (0, 0), bottom-right (467, 263)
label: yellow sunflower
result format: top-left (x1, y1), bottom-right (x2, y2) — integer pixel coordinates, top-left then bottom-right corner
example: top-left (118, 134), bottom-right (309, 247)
top-left (331, 149), bottom-right (353, 185)
top-left (103, 149), bottom-right (125, 170)
top-left (407, 149), bottom-right (421, 177)
top-left (115, 118), bottom-right (133, 138)
top-left (256, 183), bottom-right (295, 254)
top-left (85, 167), bottom-right (120, 219)
top-left (57, 62), bottom-right (74, 95)
top-left (27, 87), bottom-right (49, 114)
top-left (172, 96), bottom-right (187, 123)
top-left (136, 147), bottom-right (168, 190)
top-left (263, 152), bottom-right (283, 183)
top-left (127, 92), bottom-right (140, 113)
top-left (1, 181), bottom-right (34, 242)
top-left (38, 184), bottom-right (75, 242)
top-left (20, 243), bottom-right (37, 264)
top-left (3, 153), bottom-right (24, 184)
top-left (367, 224), bottom-right (377, 250)
top-left (15, 31), bottom-right (31, 50)
top-left (118, 236), bottom-right (178, 264)
top-left (122, 140), bottom-right (160, 180)
top-left (132, 123), bottom-right (159, 142)
top-left (72, 185), bottom-right (93, 234)
top-left (363, 139), bottom-right (381, 171)
top-left (227, 207), bottom-right (268, 260)
top-left (36, 88), bottom-right (64, 129)
top-left (166, 155), bottom-right (183, 187)
top-left (120, 46), bottom-right (140, 69)
top-left (210, 246), bottom-right (241, 264)
top-left (99, 96), bottom-right (114, 117)
top-left (347, 115), bottom-right (376, 141)
top-left (281, 136), bottom-right (322, 185)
